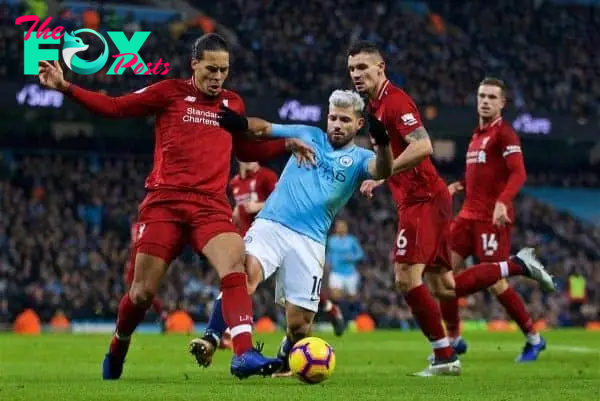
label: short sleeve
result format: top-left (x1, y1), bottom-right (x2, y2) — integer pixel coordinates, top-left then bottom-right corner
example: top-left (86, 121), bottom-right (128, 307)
top-left (385, 95), bottom-right (424, 138)
top-left (360, 150), bottom-right (376, 180)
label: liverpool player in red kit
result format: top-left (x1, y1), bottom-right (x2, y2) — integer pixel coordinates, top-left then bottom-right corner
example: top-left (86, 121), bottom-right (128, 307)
top-left (230, 161), bottom-right (278, 235)
top-left (38, 34), bottom-right (314, 380)
top-left (348, 41), bottom-right (555, 376)
top-left (442, 78), bottom-right (546, 362)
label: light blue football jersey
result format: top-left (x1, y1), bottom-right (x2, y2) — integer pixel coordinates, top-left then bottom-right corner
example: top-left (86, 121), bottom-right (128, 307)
top-left (257, 124), bottom-right (375, 244)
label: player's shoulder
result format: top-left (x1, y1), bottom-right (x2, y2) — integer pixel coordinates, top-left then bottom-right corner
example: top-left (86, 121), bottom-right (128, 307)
top-left (493, 118), bottom-right (520, 144)
top-left (382, 83), bottom-right (417, 108)
top-left (220, 88), bottom-right (243, 102)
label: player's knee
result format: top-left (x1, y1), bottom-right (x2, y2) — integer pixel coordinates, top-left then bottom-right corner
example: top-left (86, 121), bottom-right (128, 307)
top-left (491, 278), bottom-right (509, 295)
top-left (394, 263), bottom-right (424, 293)
top-left (245, 257), bottom-right (264, 295)
top-left (128, 283), bottom-right (155, 307)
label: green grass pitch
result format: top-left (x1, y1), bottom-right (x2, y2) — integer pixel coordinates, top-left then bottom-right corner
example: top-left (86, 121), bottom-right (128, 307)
top-left (1, 330), bottom-right (598, 401)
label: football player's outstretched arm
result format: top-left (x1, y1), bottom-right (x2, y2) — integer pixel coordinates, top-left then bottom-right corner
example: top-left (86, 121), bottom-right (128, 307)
top-left (391, 127), bottom-right (433, 174)
top-left (39, 61), bottom-right (168, 118)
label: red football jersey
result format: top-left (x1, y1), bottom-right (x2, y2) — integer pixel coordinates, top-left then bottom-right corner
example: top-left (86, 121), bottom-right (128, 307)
top-left (66, 79), bottom-right (286, 198)
top-left (367, 80), bottom-right (447, 207)
top-left (230, 167), bottom-right (278, 233)
top-left (458, 117), bottom-right (527, 222)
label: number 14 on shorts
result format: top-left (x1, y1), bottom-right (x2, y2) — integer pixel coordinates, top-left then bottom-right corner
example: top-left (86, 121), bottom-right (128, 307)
top-left (481, 233), bottom-right (498, 256)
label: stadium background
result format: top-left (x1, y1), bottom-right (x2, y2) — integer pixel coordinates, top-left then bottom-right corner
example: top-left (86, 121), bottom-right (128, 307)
top-left (1, 0), bottom-right (599, 335)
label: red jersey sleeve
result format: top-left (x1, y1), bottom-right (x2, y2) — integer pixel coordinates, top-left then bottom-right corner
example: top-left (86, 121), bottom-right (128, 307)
top-left (497, 125), bottom-right (527, 205)
top-left (385, 95), bottom-right (424, 138)
top-left (65, 80), bottom-right (172, 118)
top-left (260, 168), bottom-right (278, 196)
top-left (230, 94), bottom-right (287, 162)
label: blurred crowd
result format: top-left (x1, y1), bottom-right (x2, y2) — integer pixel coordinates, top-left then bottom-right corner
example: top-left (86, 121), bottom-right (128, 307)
top-left (1, 0), bottom-right (599, 117)
top-left (1, 151), bottom-right (599, 328)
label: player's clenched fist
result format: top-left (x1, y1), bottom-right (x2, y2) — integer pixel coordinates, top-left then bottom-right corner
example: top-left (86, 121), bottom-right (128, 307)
top-left (360, 179), bottom-right (385, 199)
top-left (38, 60), bottom-right (68, 91)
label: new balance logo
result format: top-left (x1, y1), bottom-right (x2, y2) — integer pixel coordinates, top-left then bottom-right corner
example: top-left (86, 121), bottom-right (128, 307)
top-left (184, 96), bottom-right (196, 102)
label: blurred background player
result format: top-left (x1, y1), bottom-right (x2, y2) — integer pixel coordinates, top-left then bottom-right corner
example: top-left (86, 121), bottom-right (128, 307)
top-left (230, 161), bottom-right (278, 236)
top-left (326, 219), bottom-right (364, 325)
top-left (443, 78), bottom-right (545, 362)
top-left (37, 33), bottom-right (314, 380)
top-left (125, 223), bottom-right (168, 333)
top-left (189, 89), bottom-right (393, 374)
top-left (349, 41), bottom-right (555, 376)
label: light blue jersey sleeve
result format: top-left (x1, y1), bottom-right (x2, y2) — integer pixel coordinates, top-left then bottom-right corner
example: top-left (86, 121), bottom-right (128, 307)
top-left (359, 149), bottom-right (375, 181)
top-left (271, 124), bottom-right (324, 144)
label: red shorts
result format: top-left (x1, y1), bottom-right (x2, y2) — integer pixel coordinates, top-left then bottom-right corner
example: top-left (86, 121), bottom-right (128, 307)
top-left (394, 190), bottom-right (452, 268)
top-left (134, 190), bottom-right (237, 264)
top-left (451, 217), bottom-right (512, 262)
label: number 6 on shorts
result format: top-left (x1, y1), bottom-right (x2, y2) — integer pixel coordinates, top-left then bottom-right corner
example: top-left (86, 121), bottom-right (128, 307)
top-left (396, 228), bottom-right (408, 256)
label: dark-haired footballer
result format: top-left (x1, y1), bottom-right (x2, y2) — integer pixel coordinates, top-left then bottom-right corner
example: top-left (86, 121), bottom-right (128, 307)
top-left (38, 33), bottom-right (315, 380)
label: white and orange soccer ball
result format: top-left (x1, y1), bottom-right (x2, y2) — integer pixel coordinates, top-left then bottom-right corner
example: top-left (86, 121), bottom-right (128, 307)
top-left (288, 337), bottom-right (336, 384)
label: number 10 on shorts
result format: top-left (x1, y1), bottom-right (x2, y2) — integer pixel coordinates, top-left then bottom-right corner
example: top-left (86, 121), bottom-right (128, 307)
top-left (311, 275), bottom-right (322, 298)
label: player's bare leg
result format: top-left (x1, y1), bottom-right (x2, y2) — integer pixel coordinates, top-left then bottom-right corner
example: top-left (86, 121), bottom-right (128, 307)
top-left (103, 253), bottom-right (169, 380)
top-left (395, 262), bottom-right (461, 377)
top-left (190, 254), bottom-right (264, 368)
top-left (201, 236), bottom-right (282, 378)
top-left (489, 279), bottom-right (546, 361)
top-left (273, 303), bottom-right (315, 378)
top-left (436, 251), bottom-right (468, 360)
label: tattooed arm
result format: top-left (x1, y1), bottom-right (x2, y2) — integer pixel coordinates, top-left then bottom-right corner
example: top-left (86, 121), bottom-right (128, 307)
top-left (391, 127), bottom-right (434, 174)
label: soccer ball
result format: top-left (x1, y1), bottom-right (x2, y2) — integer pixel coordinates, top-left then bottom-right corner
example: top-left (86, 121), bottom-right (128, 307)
top-left (288, 337), bottom-right (336, 384)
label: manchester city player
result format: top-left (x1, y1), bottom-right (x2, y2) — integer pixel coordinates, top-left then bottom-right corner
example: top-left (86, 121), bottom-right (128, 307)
top-left (189, 90), bottom-right (393, 376)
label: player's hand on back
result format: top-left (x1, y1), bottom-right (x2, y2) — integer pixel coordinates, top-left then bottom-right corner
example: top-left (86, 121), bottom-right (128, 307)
top-left (492, 201), bottom-right (511, 227)
top-left (360, 179), bottom-right (385, 199)
top-left (38, 61), bottom-right (68, 91)
top-left (285, 138), bottom-right (316, 169)
top-left (447, 181), bottom-right (464, 196)
top-left (218, 104), bottom-right (249, 133)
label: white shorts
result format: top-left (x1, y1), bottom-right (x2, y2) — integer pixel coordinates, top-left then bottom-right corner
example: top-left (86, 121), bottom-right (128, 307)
top-left (244, 218), bottom-right (326, 312)
top-left (329, 272), bottom-right (360, 296)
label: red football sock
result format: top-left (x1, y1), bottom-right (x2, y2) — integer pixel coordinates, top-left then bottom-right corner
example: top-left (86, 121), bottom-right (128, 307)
top-left (151, 297), bottom-right (164, 317)
top-left (405, 284), bottom-right (453, 360)
top-left (440, 298), bottom-right (461, 339)
top-left (220, 272), bottom-right (254, 356)
top-left (454, 260), bottom-right (523, 298)
top-left (319, 293), bottom-right (333, 313)
top-left (110, 293), bottom-right (149, 359)
top-left (496, 287), bottom-right (535, 335)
